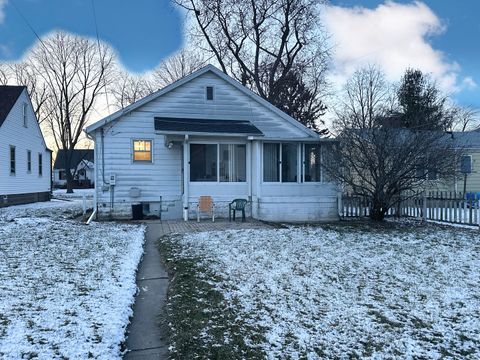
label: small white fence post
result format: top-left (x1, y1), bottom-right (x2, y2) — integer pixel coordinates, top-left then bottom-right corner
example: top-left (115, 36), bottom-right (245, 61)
top-left (337, 192), bottom-right (343, 218)
top-left (422, 191), bottom-right (427, 223)
top-left (82, 195), bottom-right (87, 219)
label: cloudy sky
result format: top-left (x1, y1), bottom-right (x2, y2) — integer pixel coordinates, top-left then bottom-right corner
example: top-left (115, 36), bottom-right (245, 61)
top-left (0, 0), bottom-right (479, 109)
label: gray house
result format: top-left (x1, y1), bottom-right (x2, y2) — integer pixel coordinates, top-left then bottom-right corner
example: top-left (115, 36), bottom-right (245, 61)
top-left (85, 65), bottom-right (338, 221)
top-left (53, 149), bottom-right (94, 188)
top-left (0, 86), bottom-right (51, 207)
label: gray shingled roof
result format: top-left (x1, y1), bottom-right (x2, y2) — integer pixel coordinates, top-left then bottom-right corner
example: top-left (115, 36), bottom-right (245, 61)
top-left (53, 149), bottom-right (94, 170)
top-left (0, 85), bottom-right (25, 128)
top-left (451, 132), bottom-right (480, 148)
top-left (154, 117), bottom-right (263, 136)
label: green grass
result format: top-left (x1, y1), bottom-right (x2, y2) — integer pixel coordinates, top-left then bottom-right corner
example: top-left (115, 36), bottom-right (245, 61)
top-left (158, 234), bottom-right (266, 360)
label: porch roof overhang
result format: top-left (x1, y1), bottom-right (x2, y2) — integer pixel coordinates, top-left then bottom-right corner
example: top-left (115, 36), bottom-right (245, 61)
top-left (154, 117), bottom-right (264, 137)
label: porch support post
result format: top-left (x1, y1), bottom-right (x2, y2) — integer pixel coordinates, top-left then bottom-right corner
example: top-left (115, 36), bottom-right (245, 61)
top-left (183, 134), bottom-right (189, 221)
top-left (247, 138), bottom-right (253, 201)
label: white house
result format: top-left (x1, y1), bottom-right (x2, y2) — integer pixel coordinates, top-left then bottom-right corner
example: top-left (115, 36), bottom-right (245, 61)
top-left (0, 86), bottom-right (51, 207)
top-left (53, 149), bottom-right (94, 188)
top-left (85, 65), bottom-right (338, 222)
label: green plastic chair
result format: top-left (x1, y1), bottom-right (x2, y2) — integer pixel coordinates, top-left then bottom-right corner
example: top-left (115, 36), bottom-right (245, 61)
top-left (229, 199), bottom-right (248, 222)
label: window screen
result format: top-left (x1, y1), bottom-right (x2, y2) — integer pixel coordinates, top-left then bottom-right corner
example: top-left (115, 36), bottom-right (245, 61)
top-left (190, 144), bottom-right (217, 181)
top-left (263, 143), bottom-right (280, 182)
top-left (304, 144), bottom-right (321, 182)
top-left (219, 144), bottom-right (246, 182)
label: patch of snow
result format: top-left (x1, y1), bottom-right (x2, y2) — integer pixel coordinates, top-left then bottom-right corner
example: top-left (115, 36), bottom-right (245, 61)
top-left (0, 200), bottom-right (145, 359)
top-left (173, 225), bottom-right (480, 358)
top-left (53, 188), bottom-right (94, 199)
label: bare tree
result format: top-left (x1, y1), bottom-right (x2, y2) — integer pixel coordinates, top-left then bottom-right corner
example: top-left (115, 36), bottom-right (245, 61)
top-left (326, 67), bottom-right (457, 221)
top-left (9, 62), bottom-right (51, 124)
top-left (451, 105), bottom-right (479, 132)
top-left (111, 71), bottom-right (151, 109)
top-left (175, 0), bottom-right (329, 129)
top-left (0, 62), bottom-right (51, 123)
top-left (0, 64), bottom-right (8, 85)
top-left (26, 31), bottom-right (115, 193)
top-left (151, 48), bottom-right (206, 89)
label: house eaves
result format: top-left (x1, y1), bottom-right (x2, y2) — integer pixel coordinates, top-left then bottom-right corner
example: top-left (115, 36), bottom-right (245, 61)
top-left (84, 64), bottom-right (322, 140)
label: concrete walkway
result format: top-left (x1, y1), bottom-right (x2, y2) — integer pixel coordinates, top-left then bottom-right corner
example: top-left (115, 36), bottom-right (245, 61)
top-left (124, 221), bottom-right (169, 359)
top-left (123, 219), bottom-right (271, 359)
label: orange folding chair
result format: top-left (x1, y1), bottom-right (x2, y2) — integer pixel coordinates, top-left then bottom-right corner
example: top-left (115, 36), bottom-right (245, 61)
top-left (197, 196), bottom-right (215, 222)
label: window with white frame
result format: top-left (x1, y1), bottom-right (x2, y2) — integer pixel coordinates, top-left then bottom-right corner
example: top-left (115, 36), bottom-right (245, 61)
top-left (190, 144), bottom-right (217, 181)
top-left (263, 143), bottom-right (280, 182)
top-left (10, 146), bottom-right (15, 175)
top-left (190, 143), bottom-right (247, 182)
top-left (23, 103), bottom-right (28, 127)
top-left (263, 143), bottom-right (298, 182)
top-left (281, 143), bottom-right (298, 182)
top-left (304, 144), bottom-right (321, 182)
top-left (219, 144), bottom-right (246, 182)
top-left (38, 153), bottom-right (42, 176)
top-left (263, 142), bottom-right (330, 183)
top-left (206, 86), bottom-right (214, 101)
top-left (133, 140), bottom-right (152, 162)
top-left (27, 150), bottom-right (32, 173)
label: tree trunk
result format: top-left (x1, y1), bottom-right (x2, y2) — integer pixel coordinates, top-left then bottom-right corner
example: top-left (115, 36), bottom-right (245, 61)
top-left (370, 200), bottom-right (387, 221)
top-left (63, 150), bottom-right (75, 194)
top-left (65, 169), bottom-right (74, 194)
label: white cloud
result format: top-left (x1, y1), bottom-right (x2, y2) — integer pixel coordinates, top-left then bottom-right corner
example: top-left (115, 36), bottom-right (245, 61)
top-left (322, 1), bottom-right (469, 93)
top-left (0, 0), bottom-right (6, 24)
top-left (462, 76), bottom-right (477, 90)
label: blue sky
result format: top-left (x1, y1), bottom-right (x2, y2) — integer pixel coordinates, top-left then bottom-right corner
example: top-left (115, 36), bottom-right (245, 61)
top-left (0, 0), bottom-right (478, 108)
top-left (330, 0), bottom-right (480, 107)
top-left (0, 0), bottom-right (183, 73)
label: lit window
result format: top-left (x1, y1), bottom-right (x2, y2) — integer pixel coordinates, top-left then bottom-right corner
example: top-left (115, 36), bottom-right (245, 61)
top-left (206, 86), bottom-right (214, 101)
top-left (23, 103), bottom-right (28, 127)
top-left (133, 140), bottom-right (152, 162)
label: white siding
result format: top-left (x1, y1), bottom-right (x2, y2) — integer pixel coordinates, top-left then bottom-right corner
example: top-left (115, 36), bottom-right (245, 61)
top-left (94, 70), bottom-right (339, 221)
top-left (131, 72), bottom-right (307, 138)
top-left (0, 90), bottom-right (51, 195)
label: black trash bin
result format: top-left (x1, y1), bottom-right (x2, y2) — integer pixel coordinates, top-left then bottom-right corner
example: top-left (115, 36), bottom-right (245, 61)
top-left (132, 203), bottom-right (143, 220)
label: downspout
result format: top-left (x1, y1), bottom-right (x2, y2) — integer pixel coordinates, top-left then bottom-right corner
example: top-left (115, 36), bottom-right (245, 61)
top-left (248, 137), bottom-right (253, 219)
top-left (85, 130), bottom-right (98, 224)
top-left (183, 134), bottom-right (189, 221)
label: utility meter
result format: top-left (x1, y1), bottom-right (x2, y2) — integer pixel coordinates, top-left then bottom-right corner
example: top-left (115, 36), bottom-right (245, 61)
top-left (109, 174), bottom-right (116, 186)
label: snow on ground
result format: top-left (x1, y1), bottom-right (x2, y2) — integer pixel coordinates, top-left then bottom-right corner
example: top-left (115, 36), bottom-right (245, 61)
top-left (0, 199), bottom-right (87, 222)
top-left (53, 188), bottom-right (94, 200)
top-left (0, 201), bottom-right (145, 359)
top-left (172, 224), bottom-right (480, 359)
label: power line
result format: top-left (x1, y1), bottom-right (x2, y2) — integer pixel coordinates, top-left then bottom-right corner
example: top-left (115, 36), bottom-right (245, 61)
top-left (10, 0), bottom-right (48, 51)
top-left (90, 0), bottom-right (111, 114)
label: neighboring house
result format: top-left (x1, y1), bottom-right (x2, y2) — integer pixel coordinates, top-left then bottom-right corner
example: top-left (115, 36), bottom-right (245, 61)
top-left (429, 131), bottom-right (480, 193)
top-left (53, 149), bottom-right (94, 188)
top-left (0, 86), bottom-right (52, 207)
top-left (85, 65), bottom-right (338, 222)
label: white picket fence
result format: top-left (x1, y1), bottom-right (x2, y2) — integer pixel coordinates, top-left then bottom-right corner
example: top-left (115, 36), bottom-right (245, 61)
top-left (341, 191), bottom-right (480, 226)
